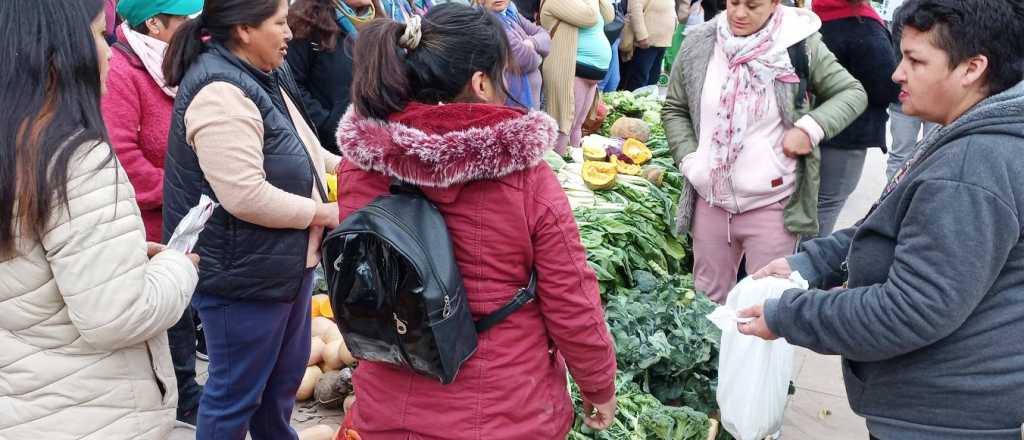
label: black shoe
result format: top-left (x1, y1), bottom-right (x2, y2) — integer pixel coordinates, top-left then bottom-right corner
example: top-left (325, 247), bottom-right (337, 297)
top-left (196, 323), bottom-right (208, 362)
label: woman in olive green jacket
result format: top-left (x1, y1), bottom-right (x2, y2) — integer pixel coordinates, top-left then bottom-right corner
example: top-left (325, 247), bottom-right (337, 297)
top-left (661, 0), bottom-right (866, 302)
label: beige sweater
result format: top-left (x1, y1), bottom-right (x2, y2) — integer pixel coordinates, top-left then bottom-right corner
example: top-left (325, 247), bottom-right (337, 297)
top-left (626, 0), bottom-right (678, 48)
top-left (185, 82), bottom-right (342, 268)
top-left (540, 0), bottom-right (615, 136)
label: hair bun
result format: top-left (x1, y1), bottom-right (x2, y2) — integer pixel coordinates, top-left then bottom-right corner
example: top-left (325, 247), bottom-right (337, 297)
top-left (399, 15), bottom-right (422, 50)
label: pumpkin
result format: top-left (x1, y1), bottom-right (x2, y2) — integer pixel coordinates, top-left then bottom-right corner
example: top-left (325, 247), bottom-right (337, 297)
top-left (309, 337), bottom-right (326, 367)
top-left (610, 117), bottom-right (651, 142)
top-left (337, 334), bottom-right (357, 366)
top-left (321, 339), bottom-right (347, 371)
top-left (321, 325), bottom-right (343, 344)
top-left (582, 161), bottom-right (618, 190)
top-left (611, 155), bottom-right (642, 176)
top-left (311, 316), bottom-right (335, 339)
top-left (298, 425), bottom-right (336, 440)
top-left (622, 138), bottom-right (652, 165)
top-left (326, 174), bottom-right (339, 202)
top-left (297, 366), bottom-right (323, 401)
top-left (343, 394), bottom-right (356, 414)
top-left (311, 294), bottom-right (333, 319)
top-left (582, 144), bottom-right (607, 162)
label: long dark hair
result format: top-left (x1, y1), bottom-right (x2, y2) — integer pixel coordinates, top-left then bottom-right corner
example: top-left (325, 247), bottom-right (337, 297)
top-left (351, 3), bottom-right (513, 119)
top-left (163, 0), bottom-right (284, 87)
top-left (0, 0), bottom-right (110, 256)
top-left (289, 0), bottom-right (343, 52)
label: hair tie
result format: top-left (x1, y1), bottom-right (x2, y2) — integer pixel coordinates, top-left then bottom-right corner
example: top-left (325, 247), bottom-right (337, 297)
top-left (399, 15), bottom-right (422, 50)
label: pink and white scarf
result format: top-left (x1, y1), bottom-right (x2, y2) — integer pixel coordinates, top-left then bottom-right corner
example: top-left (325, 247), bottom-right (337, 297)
top-left (121, 22), bottom-right (177, 97)
top-left (708, 10), bottom-right (799, 201)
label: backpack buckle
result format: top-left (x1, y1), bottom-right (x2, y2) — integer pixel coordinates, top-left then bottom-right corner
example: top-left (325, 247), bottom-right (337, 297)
top-left (394, 313), bottom-right (408, 335)
top-left (442, 295), bottom-right (452, 319)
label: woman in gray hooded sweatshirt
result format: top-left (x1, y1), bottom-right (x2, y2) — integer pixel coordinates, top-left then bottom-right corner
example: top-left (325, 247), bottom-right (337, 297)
top-left (738, 0), bottom-right (1024, 439)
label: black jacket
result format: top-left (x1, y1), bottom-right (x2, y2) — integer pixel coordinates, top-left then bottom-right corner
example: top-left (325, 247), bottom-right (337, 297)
top-left (286, 32), bottom-right (355, 154)
top-left (164, 43), bottom-right (325, 302)
top-left (513, 0), bottom-right (540, 21)
top-left (819, 17), bottom-right (900, 150)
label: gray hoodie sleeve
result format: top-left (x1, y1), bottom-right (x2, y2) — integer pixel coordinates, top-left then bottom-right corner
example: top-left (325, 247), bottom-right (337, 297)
top-left (765, 179), bottom-right (1020, 362)
top-left (787, 226), bottom-right (857, 289)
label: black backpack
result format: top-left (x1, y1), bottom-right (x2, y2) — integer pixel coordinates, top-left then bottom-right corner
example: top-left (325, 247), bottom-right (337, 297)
top-left (321, 180), bottom-right (537, 384)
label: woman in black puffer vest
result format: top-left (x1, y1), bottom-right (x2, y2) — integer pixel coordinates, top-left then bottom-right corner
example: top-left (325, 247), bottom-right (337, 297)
top-left (162, 0), bottom-right (342, 438)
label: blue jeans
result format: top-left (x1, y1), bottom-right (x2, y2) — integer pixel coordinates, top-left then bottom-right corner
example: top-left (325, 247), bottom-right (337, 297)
top-left (599, 38), bottom-right (622, 92)
top-left (193, 270), bottom-right (315, 440)
top-left (619, 46), bottom-right (667, 92)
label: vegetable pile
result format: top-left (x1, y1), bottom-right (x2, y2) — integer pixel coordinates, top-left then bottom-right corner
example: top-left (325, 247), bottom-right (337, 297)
top-left (298, 295), bottom-right (358, 412)
top-left (558, 90), bottom-right (726, 439)
top-left (569, 375), bottom-right (712, 440)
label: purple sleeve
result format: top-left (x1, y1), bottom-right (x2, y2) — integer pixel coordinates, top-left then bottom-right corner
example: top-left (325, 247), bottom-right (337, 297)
top-left (518, 15), bottom-right (552, 57)
top-left (506, 21), bottom-right (544, 73)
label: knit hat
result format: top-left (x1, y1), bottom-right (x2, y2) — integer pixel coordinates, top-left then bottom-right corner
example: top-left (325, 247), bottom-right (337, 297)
top-left (116, 0), bottom-right (203, 27)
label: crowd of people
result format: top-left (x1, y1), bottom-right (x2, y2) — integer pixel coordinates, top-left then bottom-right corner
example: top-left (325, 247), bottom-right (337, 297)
top-left (2, 0), bottom-right (1024, 439)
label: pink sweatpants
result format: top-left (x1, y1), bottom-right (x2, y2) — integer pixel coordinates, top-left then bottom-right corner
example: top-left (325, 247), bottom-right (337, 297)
top-left (555, 77), bottom-right (599, 153)
top-left (691, 199), bottom-right (798, 304)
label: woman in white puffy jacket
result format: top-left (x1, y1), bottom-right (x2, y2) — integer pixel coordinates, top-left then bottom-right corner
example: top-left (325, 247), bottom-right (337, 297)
top-left (0, 1), bottom-right (200, 439)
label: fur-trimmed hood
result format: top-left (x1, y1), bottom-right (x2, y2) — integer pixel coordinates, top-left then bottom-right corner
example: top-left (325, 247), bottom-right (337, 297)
top-left (336, 102), bottom-right (559, 187)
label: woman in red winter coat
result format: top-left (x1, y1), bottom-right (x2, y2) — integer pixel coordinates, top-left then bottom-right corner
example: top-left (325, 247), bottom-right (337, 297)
top-left (334, 4), bottom-right (618, 439)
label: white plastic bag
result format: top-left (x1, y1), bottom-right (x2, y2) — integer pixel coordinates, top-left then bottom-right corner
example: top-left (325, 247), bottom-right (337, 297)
top-left (166, 194), bottom-right (219, 253)
top-left (707, 273), bottom-right (807, 440)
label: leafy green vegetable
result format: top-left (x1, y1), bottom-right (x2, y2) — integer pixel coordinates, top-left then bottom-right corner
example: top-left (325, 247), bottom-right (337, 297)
top-left (555, 91), bottom-right (725, 435)
top-left (569, 375), bottom-right (712, 440)
top-left (605, 273), bottom-right (721, 413)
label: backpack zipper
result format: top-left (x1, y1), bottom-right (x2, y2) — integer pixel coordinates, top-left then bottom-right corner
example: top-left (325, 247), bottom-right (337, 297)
top-left (361, 203), bottom-right (452, 318)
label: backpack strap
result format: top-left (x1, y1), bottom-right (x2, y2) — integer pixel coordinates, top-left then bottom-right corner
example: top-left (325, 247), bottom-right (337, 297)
top-left (475, 271), bottom-right (538, 333)
top-left (389, 178), bottom-right (424, 195)
top-left (788, 39), bottom-right (811, 108)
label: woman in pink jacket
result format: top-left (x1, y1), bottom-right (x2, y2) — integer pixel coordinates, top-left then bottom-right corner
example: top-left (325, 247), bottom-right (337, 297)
top-left (100, 0), bottom-right (204, 425)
